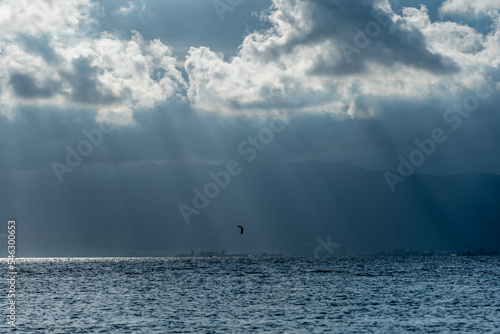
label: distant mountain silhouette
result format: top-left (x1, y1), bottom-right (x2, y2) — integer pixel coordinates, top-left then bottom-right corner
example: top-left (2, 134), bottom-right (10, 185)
top-left (171, 160), bottom-right (500, 253)
top-left (21, 160), bottom-right (500, 256)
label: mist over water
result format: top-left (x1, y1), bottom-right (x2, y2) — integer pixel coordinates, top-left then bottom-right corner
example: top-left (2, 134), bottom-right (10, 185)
top-left (2, 256), bottom-right (499, 333)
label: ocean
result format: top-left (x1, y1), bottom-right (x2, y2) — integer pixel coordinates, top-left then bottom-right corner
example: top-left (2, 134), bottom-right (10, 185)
top-left (2, 256), bottom-right (500, 333)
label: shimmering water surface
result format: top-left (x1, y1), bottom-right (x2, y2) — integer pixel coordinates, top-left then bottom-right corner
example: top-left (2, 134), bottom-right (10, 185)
top-left (1, 256), bottom-right (500, 333)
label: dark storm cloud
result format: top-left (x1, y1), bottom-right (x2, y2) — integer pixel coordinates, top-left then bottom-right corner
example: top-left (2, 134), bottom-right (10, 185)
top-left (19, 34), bottom-right (60, 64)
top-left (301, 0), bottom-right (458, 75)
top-left (9, 72), bottom-right (60, 99)
top-left (60, 57), bottom-right (117, 105)
top-left (9, 57), bottom-right (118, 103)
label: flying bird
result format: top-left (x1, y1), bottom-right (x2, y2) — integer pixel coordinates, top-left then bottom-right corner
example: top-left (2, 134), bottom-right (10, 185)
top-left (237, 225), bottom-right (244, 235)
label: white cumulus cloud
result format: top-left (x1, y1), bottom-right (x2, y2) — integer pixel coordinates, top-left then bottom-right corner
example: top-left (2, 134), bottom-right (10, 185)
top-left (439, 0), bottom-right (500, 16)
top-left (0, 0), bottom-right (498, 123)
top-left (0, 0), bottom-right (99, 37)
top-left (184, 0), bottom-right (499, 117)
top-left (0, 0), bottom-right (185, 124)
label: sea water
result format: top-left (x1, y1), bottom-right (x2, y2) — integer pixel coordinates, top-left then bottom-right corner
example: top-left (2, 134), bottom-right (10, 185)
top-left (1, 256), bottom-right (499, 333)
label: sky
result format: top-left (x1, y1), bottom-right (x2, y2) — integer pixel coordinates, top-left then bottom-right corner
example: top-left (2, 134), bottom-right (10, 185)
top-left (1, 0), bottom-right (499, 256)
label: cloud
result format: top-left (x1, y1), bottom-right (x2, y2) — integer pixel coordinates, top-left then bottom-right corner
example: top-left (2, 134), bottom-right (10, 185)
top-left (114, 0), bottom-right (147, 16)
top-left (0, 0), bottom-right (498, 124)
top-left (0, 0), bottom-right (186, 125)
top-left (407, 5), bottom-right (500, 77)
top-left (439, 0), bottom-right (500, 16)
top-left (0, 0), bottom-right (99, 37)
top-left (185, 0), bottom-right (498, 117)
top-left (9, 72), bottom-right (61, 99)
top-left (19, 34), bottom-right (60, 64)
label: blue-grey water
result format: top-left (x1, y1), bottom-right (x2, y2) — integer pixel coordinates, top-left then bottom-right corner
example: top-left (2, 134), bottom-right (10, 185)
top-left (2, 256), bottom-right (500, 333)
